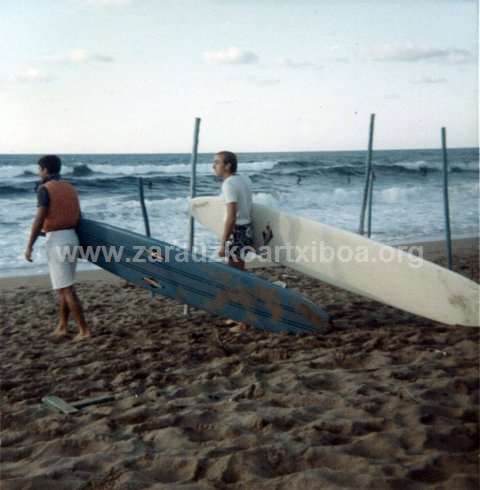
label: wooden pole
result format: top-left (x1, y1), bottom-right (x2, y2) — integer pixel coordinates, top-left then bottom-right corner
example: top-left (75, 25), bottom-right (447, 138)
top-left (359, 113), bottom-right (375, 235)
top-left (367, 170), bottom-right (375, 238)
top-left (184, 117), bottom-right (201, 316)
top-left (138, 177), bottom-right (151, 237)
top-left (441, 127), bottom-right (453, 270)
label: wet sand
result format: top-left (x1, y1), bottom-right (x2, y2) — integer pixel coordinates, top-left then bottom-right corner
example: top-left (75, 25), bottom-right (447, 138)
top-left (1, 238), bottom-right (479, 489)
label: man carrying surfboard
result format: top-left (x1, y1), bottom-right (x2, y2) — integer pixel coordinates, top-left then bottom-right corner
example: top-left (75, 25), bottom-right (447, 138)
top-left (213, 150), bottom-right (254, 332)
top-left (24, 155), bottom-right (91, 341)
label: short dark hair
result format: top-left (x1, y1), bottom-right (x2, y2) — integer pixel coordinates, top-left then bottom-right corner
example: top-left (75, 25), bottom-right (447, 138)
top-left (217, 151), bottom-right (237, 173)
top-left (38, 155), bottom-right (62, 175)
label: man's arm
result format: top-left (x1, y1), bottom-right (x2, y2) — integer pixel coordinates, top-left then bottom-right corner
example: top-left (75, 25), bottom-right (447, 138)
top-left (219, 202), bottom-right (236, 257)
top-left (25, 207), bottom-right (48, 262)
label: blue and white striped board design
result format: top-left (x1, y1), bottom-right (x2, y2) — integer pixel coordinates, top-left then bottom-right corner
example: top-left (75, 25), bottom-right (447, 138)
top-left (76, 219), bottom-right (330, 334)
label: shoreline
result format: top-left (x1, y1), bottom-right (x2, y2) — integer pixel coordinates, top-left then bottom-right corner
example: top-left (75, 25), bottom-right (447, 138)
top-left (0, 235), bottom-right (478, 291)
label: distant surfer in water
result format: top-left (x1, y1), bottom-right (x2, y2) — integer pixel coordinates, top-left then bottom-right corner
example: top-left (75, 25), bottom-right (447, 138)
top-left (212, 151), bottom-right (254, 333)
top-left (24, 155), bottom-right (91, 341)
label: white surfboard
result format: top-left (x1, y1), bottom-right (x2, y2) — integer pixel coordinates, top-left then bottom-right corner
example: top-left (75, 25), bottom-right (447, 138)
top-left (189, 196), bottom-right (479, 327)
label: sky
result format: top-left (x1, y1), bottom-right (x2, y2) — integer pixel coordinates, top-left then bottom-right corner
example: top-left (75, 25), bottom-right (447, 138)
top-left (1, 0), bottom-right (478, 153)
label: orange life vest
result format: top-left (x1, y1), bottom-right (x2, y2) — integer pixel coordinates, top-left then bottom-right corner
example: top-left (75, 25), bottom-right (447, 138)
top-left (42, 180), bottom-right (81, 232)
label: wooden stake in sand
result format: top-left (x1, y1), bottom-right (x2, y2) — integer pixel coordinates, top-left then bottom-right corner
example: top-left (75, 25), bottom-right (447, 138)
top-left (367, 169), bottom-right (375, 238)
top-left (359, 113), bottom-right (375, 235)
top-left (184, 117), bottom-right (201, 316)
top-left (441, 127), bottom-right (453, 270)
top-left (138, 177), bottom-right (151, 237)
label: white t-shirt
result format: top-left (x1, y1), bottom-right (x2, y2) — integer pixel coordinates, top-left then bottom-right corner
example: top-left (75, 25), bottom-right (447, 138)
top-left (221, 174), bottom-right (253, 225)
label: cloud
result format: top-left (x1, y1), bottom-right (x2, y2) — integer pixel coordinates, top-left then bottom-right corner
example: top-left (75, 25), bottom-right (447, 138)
top-left (204, 47), bottom-right (258, 65)
top-left (369, 43), bottom-right (475, 64)
top-left (79, 0), bottom-right (134, 6)
top-left (12, 68), bottom-right (52, 83)
top-left (277, 57), bottom-right (322, 70)
top-left (384, 93), bottom-right (400, 99)
top-left (411, 76), bottom-right (448, 84)
top-left (249, 78), bottom-right (280, 87)
top-left (44, 49), bottom-right (114, 64)
top-left (325, 45), bottom-right (350, 63)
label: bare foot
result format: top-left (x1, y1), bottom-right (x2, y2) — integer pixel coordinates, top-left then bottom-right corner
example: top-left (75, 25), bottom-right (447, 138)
top-left (73, 330), bottom-right (91, 342)
top-left (52, 327), bottom-right (68, 337)
top-left (230, 323), bottom-right (249, 333)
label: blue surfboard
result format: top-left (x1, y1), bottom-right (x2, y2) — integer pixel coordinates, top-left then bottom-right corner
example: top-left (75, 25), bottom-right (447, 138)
top-left (76, 219), bottom-right (330, 334)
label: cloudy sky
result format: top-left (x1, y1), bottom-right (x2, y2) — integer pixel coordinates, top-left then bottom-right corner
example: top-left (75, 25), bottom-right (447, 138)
top-left (1, 0), bottom-right (478, 153)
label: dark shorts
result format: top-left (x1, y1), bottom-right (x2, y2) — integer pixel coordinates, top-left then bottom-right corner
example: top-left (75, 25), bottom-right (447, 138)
top-left (226, 223), bottom-right (255, 260)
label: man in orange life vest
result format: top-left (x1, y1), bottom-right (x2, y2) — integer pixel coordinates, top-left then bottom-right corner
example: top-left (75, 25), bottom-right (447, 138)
top-left (24, 155), bottom-right (91, 341)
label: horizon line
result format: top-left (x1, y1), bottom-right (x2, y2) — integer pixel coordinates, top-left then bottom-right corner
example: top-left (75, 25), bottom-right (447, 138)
top-left (1, 145), bottom-right (479, 156)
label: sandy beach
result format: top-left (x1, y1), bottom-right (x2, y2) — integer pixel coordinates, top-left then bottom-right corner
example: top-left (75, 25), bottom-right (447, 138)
top-left (1, 237), bottom-right (479, 489)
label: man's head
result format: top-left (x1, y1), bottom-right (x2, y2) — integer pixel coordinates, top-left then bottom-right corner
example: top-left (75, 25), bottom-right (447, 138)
top-left (38, 155), bottom-right (62, 178)
top-left (213, 151), bottom-right (237, 179)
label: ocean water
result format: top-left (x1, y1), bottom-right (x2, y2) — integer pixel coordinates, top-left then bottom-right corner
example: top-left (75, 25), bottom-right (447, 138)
top-left (0, 148), bottom-right (478, 277)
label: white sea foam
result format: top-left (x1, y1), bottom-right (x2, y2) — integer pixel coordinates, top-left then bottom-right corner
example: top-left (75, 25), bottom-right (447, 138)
top-left (86, 160), bottom-right (277, 176)
top-left (379, 186), bottom-right (422, 203)
top-left (253, 192), bottom-right (280, 207)
top-left (3, 165), bottom-right (37, 178)
top-left (395, 160), bottom-right (429, 170)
